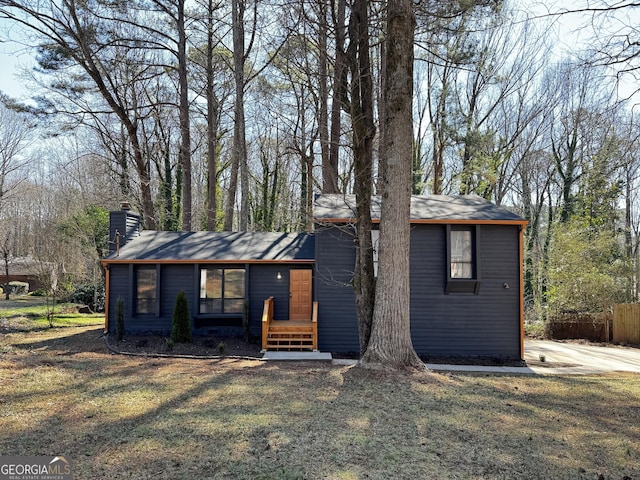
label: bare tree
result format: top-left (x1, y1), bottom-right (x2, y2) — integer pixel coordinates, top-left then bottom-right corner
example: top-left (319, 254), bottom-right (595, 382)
top-left (224, 0), bottom-right (249, 231)
top-left (0, 1), bottom-right (163, 228)
top-left (0, 102), bottom-right (31, 208)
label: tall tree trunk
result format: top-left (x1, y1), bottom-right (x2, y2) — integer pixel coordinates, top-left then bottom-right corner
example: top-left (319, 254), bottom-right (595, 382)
top-left (177, 0), bottom-right (191, 231)
top-left (206, 0), bottom-right (219, 231)
top-left (361, 0), bottom-right (422, 370)
top-left (225, 0), bottom-right (247, 231)
top-left (161, 146), bottom-right (175, 230)
top-left (318, 0), bottom-right (332, 194)
top-left (625, 167), bottom-right (633, 301)
top-left (348, 0), bottom-right (376, 355)
top-left (128, 124), bottom-right (157, 230)
top-left (327, 0), bottom-right (347, 194)
top-left (376, 35), bottom-right (387, 194)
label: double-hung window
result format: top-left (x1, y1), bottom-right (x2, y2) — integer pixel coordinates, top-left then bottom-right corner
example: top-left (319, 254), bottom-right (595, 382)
top-left (446, 225), bottom-right (480, 294)
top-left (199, 268), bottom-right (246, 314)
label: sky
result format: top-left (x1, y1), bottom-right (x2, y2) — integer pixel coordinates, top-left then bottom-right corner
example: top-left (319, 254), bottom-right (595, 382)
top-left (0, 2), bottom-right (637, 102)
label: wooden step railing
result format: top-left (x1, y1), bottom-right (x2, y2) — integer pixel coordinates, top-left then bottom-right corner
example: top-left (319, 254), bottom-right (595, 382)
top-left (261, 298), bottom-right (318, 351)
top-left (261, 296), bottom-right (274, 351)
top-left (312, 301), bottom-right (318, 350)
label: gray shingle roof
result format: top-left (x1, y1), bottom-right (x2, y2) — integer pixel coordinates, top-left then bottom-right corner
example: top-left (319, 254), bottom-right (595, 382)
top-left (314, 194), bottom-right (525, 223)
top-left (105, 231), bottom-right (314, 262)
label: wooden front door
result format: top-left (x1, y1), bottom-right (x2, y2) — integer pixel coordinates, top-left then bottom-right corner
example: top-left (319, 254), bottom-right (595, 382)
top-left (289, 269), bottom-right (312, 320)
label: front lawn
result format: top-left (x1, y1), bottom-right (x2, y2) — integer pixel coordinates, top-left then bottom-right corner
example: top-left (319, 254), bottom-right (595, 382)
top-left (0, 321), bottom-right (638, 479)
top-left (0, 295), bottom-right (103, 330)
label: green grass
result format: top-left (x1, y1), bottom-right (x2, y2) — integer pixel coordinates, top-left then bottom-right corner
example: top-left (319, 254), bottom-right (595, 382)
top-left (0, 296), bottom-right (103, 330)
top-left (0, 320), bottom-right (639, 479)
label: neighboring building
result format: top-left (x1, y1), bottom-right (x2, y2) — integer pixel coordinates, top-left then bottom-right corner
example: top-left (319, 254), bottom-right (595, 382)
top-left (102, 194), bottom-right (526, 359)
top-left (0, 256), bottom-right (47, 292)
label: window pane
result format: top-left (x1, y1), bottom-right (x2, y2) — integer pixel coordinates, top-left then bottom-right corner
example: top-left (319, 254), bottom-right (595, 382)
top-left (136, 267), bottom-right (156, 314)
top-left (200, 298), bottom-right (222, 314)
top-left (224, 269), bottom-right (245, 298)
top-left (224, 299), bottom-right (244, 314)
top-left (451, 230), bottom-right (473, 279)
top-left (199, 268), bottom-right (245, 314)
top-left (200, 269), bottom-right (222, 299)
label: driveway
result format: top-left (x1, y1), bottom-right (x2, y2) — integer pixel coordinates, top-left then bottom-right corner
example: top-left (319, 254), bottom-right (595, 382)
top-left (524, 339), bottom-right (640, 374)
top-left (412, 340), bottom-right (640, 375)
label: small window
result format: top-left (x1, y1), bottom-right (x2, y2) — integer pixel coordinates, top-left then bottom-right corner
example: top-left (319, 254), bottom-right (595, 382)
top-left (136, 266), bottom-right (157, 314)
top-left (446, 225), bottom-right (480, 294)
top-left (199, 268), bottom-right (246, 314)
top-left (450, 229), bottom-right (473, 279)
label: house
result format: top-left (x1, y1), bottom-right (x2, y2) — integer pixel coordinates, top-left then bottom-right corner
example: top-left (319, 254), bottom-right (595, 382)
top-left (102, 194), bottom-right (527, 359)
top-left (0, 256), bottom-right (52, 292)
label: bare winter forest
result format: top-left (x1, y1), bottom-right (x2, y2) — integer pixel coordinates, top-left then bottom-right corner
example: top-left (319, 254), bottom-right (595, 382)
top-left (1, 0), bottom-right (640, 328)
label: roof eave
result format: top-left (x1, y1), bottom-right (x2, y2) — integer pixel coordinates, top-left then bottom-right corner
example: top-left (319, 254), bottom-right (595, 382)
top-left (315, 218), bottom-right (528, 226)
top-left (102, 258), bottom-right (315, 265)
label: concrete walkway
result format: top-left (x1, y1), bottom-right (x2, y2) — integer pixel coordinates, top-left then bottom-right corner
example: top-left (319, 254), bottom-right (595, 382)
top-left (523, 339), bottom-right (640, 375)
top-left (264, 341), bottom-right (640, 375)
top-left (262, 351), bottom-right (333, 361)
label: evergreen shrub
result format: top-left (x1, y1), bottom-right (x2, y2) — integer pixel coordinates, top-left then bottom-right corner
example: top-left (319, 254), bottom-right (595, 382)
top-left (116, 297), bottom-right (125, 341)
top-left (171, 290), bottom-right (192, 343)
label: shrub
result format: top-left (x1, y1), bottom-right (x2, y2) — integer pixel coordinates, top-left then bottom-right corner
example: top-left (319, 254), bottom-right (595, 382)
top-left (68, 283), bottom-right (106, 312)
top-left (115, 297), bottom-right (125, 341)
top-left (547, 220), bottom-right (628, 314)
top-left (171, 291), bottom-right (192, 343)
top-left (8, 281), bottom-right (29, 295)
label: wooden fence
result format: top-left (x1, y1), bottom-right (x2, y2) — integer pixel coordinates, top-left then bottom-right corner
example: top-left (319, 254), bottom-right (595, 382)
top-left (546, 313), bottom-right (611, 342)
top-left (613, 304), bottom-right (640, 345)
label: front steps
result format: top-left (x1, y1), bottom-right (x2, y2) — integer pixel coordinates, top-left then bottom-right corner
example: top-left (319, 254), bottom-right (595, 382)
top-left (265, 321), bottom-right (315, 351)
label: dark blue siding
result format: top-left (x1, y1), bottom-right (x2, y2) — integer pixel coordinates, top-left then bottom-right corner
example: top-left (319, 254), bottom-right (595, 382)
top-left (107, 262), bottom-right (314, 338)
top-left (314, 223), bottom-right (521, 358)
top-left (314, 226), bottom-right (360, 353)
top-left (106, 264), bottom-right (130, 332)
top-left (409, 224), bottom-right (521, 358)
top-left (160, 264), bottom-right (195, 334)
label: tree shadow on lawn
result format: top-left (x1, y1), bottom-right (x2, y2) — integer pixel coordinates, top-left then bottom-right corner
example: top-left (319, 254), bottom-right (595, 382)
top-left (2, 328), bottom-right (639, 479)
top-left (420, 373), bottom-right (640, 479)
top-left (0, 352), bottom-right (322, 478)
top-left (6, 326), bottom-right (107, 352)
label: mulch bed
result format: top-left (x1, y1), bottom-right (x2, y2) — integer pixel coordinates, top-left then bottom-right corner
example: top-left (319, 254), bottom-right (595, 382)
top-left (108, 334), bottom-right (533, 366)
top-left (108, 334), bottom-right (263, 358)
